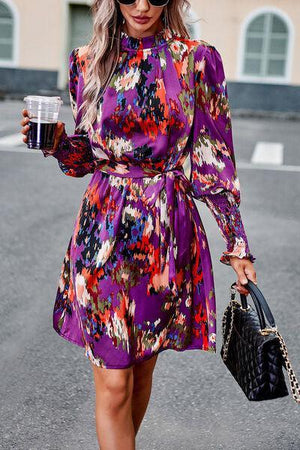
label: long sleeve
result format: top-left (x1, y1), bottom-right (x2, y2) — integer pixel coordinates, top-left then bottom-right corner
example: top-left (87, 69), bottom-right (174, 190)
top-left (189, 42), bottom-right (256, 266)
top-left (52, 48), bottom-right (96, 177)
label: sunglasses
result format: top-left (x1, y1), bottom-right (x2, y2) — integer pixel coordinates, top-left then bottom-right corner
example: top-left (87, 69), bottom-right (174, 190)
top-left (117, 0), bottom-right (169, 7)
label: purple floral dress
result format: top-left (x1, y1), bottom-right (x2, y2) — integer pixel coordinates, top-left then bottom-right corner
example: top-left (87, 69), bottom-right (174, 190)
top-left (52, 26), bottom-right (255, 368)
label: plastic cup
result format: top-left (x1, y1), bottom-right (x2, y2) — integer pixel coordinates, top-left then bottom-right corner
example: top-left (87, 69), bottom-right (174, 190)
top-left (23, 95), bottom-right (63, 150)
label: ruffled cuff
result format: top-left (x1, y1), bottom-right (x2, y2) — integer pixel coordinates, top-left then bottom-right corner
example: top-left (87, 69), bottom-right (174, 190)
top-left (53, 128), bottom-right (69, 154)
top-left (51, 129), bottom-right (96, 178)
top-left (220, 236), bottom-right (256, 265)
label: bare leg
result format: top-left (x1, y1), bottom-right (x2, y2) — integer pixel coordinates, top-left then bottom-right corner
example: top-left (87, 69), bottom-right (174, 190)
top-left (132, 354), bottom-right (159, 435)
top-left (92, 363), bottom-right (135, 450)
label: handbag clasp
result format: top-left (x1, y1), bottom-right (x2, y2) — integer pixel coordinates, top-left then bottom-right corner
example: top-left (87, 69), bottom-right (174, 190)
top-left (260, 326), bottom-right (278, 335)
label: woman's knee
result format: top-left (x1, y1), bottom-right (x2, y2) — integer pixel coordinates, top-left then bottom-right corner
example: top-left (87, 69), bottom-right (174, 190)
top-left (93, 365), bottom-right (134, 413)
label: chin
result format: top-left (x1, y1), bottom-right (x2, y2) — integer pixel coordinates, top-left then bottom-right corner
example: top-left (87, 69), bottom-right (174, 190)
top-left (129, 21), bottom-right (154, 31)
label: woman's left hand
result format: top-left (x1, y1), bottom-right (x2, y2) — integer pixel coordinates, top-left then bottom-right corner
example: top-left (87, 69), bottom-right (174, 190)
top-left (229, 256), bottom-right (257, 295)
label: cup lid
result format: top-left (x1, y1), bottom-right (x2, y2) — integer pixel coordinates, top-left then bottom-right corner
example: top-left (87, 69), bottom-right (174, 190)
top-left (23, 95), bottom-right (63, 104)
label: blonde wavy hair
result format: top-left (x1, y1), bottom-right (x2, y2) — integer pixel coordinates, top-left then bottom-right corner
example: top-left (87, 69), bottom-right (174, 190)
top-left (77, 0), bottom-right (193, 133)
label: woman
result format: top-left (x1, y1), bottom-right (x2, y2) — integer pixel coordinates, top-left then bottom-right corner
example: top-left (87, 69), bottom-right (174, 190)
top-left (21, 0), bottom-right (257, 448)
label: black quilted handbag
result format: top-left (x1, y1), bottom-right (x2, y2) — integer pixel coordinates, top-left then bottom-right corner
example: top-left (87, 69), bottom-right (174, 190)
top-left (220, 279), bottom-right (300, 403)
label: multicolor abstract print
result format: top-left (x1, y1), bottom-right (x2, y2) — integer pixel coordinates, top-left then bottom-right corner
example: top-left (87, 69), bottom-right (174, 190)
top-left (52, 26), bottom-right (255, 368)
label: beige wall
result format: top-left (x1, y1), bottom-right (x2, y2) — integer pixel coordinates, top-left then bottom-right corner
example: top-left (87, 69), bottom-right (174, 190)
top-left (190, 0), bottom-right (300, 84)
top-left (12, 0), bottom-right (92, 88)
top-left (8, 0), bottom-right (300, 86)
top-left (14, 0), bottom-right (64, 70)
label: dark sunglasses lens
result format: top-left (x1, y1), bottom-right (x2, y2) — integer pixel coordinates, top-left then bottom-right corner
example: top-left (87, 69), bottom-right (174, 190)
top-left (118, 0), bottom-right (136, 4)
top-left (118, 0), bottom-right (169, 5)
top-left (149, 0), bottom-right (169, 5)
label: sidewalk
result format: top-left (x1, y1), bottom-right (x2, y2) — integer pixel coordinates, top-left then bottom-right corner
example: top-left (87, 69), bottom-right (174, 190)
top-left (1, 89), bottom-right (300, 122)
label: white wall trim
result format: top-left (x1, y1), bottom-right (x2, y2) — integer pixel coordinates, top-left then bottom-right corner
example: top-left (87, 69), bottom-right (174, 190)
top-left (0, 0), bottom-right (19, 68)
top-left (236, 6), bottom-right (294, 85)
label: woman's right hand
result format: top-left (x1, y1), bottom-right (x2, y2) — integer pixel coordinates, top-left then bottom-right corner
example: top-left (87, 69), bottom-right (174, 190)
top-left (20, 109), bottom-right (66, 157)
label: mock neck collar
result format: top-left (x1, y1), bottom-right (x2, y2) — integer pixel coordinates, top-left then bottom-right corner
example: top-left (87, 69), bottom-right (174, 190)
top-left (120, 26), bottom-right (174, 51)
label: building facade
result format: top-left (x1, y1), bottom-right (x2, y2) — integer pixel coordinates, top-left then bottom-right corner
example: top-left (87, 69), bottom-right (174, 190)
top-left (0, 0), bottom-right (299, 113)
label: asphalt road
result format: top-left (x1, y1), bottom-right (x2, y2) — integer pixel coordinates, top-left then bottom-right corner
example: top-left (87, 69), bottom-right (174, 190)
top-left (0, 99), bottom-right (300, 449)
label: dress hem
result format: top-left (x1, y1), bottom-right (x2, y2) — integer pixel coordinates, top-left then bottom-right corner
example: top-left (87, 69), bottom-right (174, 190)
top-left (53, 324), bottom-right (86, 349)
top-left (54, 326), bottom-right (217, 369)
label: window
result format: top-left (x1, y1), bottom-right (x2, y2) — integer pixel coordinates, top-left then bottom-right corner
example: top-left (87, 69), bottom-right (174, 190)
top-left (242, 11), bottom-right (290, 79)
top-left (0, 1), bottom-right (14, 60)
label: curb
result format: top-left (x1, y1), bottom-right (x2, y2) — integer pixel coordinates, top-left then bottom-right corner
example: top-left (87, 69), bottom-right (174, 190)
top-left (1, 91), bottom-right (300, 121)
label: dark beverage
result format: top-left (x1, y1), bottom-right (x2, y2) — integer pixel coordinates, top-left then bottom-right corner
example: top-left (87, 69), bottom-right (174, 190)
top-left (27, 118), bottom-right (57, 150)
top-left (23, 95), bottom-right (63, 150)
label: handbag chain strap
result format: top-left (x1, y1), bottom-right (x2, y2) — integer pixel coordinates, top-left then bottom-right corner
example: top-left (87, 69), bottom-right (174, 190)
top-left (221, 298), bottom-right (240, 362)
top-left (221, 287), bottom-right (300, 404)
top-left (272, 329), bottom-right (300, 404)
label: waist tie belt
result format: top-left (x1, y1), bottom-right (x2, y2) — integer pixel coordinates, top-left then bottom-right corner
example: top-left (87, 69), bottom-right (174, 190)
top-left (94, 162), bottom-right (193, 294)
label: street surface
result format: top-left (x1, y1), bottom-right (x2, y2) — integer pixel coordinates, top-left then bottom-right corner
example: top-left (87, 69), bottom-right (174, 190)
top-left (1, 99), bottom-right (300, 449)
